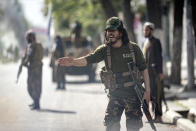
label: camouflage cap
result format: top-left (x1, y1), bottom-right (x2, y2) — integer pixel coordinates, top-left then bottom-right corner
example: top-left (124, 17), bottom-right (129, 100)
top-left (105, 17), bottom-right (122, 30)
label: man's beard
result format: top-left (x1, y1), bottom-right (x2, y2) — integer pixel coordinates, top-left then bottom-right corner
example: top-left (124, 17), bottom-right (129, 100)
top-left (27, 39), bottom-right (32, 43)
top-left (106, 35), bottom-right (121, 46)
top-left (144, 33), bottom-right (152, 38)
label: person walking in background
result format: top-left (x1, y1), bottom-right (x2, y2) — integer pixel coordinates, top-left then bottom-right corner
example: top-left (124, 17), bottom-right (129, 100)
top-left (51, 35), bottom-right (66, 90)
top-left (143, 22), bottom-right (163, 122)
top-left (58, 17), bottom-right (150, 131)
top-left (22, 30), bottom-right (43, 110)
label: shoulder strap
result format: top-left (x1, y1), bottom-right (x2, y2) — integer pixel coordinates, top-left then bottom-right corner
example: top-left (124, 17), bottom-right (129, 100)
top-left (106, 42), bottom-right (136, 71)
top-left (128, 42), bottom-right (136, 64)
top-left (106, 46), bottom-right (111, 71)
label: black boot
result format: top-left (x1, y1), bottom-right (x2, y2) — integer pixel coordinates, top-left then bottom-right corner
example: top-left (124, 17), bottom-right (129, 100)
top-left (56, 83), bottom-right (61, 90)
top-left (31, 100), bottom-right (40, 110)
top-left (28, 102), bottom-right (34, 107)
top-left (61, 83), bottom-right (66, 90)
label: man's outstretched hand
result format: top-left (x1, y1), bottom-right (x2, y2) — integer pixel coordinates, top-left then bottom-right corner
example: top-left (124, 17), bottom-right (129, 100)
top-left (58, 57), bottom-right (74, 66)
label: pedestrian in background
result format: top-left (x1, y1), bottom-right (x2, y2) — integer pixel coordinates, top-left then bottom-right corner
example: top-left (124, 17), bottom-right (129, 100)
top-left (22, 30), bottom-right (43, 110)
top-left (143, 22), bottom-right (163, 122)
top-left (51, 35), bottom-right (66, 90)
top-left (58, 17), bottom-right (150, 131)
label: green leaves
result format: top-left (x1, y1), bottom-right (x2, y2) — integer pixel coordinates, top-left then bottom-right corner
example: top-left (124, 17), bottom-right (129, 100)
top-left (44, 0), bottom-right (105, 38)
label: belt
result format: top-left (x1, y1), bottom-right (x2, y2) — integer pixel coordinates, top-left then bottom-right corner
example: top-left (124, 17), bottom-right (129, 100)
top-left (114, 71), bottom-right (130, 78)
top-left (117, 81), bottom-right (135, 88)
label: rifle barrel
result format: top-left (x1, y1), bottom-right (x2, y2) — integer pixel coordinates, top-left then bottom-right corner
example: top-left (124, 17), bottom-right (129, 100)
top-left (143, 100), bottom-right (157, 131)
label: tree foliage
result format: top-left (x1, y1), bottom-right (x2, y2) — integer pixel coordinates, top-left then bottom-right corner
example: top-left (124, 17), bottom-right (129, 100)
top-left (44, 0), bottom-right (105, 39)
top-left (43, 0), bottom-right (146, 42)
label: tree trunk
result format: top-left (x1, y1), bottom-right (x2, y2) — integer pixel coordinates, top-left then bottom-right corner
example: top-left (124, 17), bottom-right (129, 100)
top-left (186, 0), bottom-right (195, 90)
top-left (145, 0), bottom-right (162, 45)
top-left (99, 0), bottom-right (117, 19)
top-left (162, 2), bottom-right (170, 61)
top-left (146, 0), bottom-right (162, 29)
top-left (122, 0), bottom-right (136, 42)
top-left (171, 0), bottom-right (184, 85)
top-left (146, 0), bottom-right (169, 78)
top-left (191, 0), bottom-right (196, 48)
top-left (161, 1), bottom-right (171, 80)
top-left (191, 0), bottom-right (196, 89)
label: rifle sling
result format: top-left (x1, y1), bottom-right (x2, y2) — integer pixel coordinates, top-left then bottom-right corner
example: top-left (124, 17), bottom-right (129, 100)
top-left (106, 46), bottom-right (111, 71)
top-left (128, 42), bottom-right (136, 63)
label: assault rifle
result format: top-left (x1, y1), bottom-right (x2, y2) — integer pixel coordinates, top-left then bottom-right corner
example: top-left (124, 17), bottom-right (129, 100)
top-left (16, 57), bottom-right (25, 83)
top-left (127, 62), bottom-right (157, 131)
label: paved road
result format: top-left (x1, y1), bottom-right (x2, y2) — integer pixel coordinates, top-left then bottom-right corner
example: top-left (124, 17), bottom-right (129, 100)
top-left (0, 58), bottom-right (183, 131)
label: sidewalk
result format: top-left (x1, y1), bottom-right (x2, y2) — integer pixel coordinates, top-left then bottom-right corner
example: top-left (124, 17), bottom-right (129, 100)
top-left (162, 85), bottom-right (196, 131)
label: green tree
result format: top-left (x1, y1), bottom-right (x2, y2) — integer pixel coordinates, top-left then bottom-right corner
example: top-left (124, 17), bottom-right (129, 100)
top-left (122, 0), bottom-right (136, 41)
top-left (14, 46), bottom-right (19, 62)
top-left (99, 0), bottom-right (117, 19)
top-left (44, 0), bottom-right (105, 42)
top-left (44, 0), bottom-right (146, 43)
top-left (7, 44), bottom-right (14, 55)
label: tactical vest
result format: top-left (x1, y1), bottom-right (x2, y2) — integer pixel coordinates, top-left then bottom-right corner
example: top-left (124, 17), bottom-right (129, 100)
top-left (100, 42), bottom-right (143, 92)
top-left (29, 42), bottom-right (43, 67)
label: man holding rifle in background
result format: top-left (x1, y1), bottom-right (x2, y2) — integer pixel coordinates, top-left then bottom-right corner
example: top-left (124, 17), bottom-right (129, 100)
top-left (17, 30), bottom-right (43, 110)
top-left (143, 22), bottom-right (164, 122)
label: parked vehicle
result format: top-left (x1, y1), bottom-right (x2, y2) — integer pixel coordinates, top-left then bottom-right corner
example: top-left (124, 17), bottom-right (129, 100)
top-left (50, 21), bottom-right (97, 83)
top-left (62, 36), bottom-right (96, 82)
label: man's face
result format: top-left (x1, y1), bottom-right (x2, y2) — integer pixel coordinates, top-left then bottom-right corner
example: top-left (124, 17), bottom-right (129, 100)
top-left (106, 29), bottom-right (121, 45)
top-left (26, 36), bottom-right (32, 43)
top-left (26, 34), bottom-right (35, 43)
top-left (143, 26), bottom-right (152, 38)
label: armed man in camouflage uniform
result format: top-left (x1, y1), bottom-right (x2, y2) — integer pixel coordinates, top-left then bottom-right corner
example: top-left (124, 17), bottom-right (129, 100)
top-left (22, 30), bottom-right (43, 110)
top-left (58, 17), bottom-right (150, 131)
top-left (143, 22), bottom-right (163, 122)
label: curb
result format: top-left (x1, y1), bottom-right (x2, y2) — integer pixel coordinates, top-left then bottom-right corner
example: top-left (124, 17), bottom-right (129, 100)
top-left (163, 110), bottom-right (196, 131)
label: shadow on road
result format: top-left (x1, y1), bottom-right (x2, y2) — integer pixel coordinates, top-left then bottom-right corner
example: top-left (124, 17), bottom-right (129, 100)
top-left (38, 109), bottom-right (76, 114)
top-left (165, 86), bottom-right (196, 101)
top-left (67, 89), bottom-right (105, 95)
top-left (145, 121), bottom-right (174, 126)
top-left (66, 80), bottom-right (101, 84)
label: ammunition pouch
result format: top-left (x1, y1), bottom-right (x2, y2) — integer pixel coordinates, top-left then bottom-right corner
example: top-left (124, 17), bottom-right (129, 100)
top-left (100, 70), bottom-right (118, 91)
top-left (133, 68), bottom-right (144, 84)
top-left (100, 67), bottom-right (137, 92)
top-left (99, 66), bottom-right (144, 93)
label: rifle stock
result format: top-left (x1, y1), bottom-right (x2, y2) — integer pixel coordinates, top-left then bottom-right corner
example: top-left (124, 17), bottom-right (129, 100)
top-left (16, 57), bottom-right (25, 83)
top-left (16, 64), bottom-right (23, 83)
top-left (128, 62), bottom-right (157, 131)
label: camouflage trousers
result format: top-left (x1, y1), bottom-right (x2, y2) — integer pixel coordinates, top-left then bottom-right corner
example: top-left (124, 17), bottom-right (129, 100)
top-left (104, 96), bottom-right (143, 131)
top-left (27, 64), bottom-right (42, 102)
